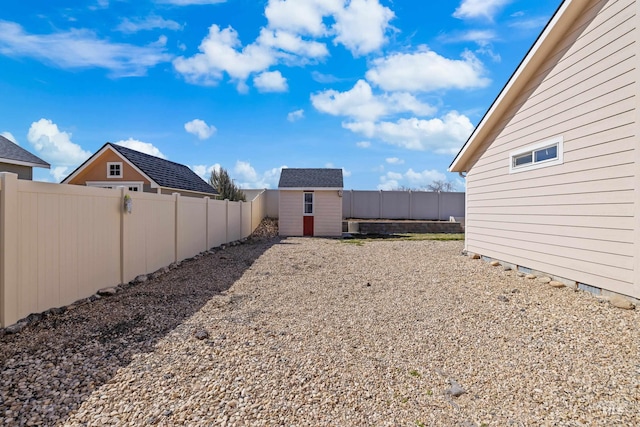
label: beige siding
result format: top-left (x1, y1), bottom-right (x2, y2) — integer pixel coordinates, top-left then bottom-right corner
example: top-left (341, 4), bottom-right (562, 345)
top-left (466, 0), bottom-right (639, 298)
top-left (279, 191), bottom-right (303, 236)
top-left (313, 191), bottom-right (342, 237)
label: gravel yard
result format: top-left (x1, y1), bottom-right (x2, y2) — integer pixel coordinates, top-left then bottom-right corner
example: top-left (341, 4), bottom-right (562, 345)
top-left (1, 236), bottom-right (638, 426)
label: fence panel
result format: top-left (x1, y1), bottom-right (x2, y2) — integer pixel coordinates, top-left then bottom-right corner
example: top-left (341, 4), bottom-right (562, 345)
top-left (208, 199), bottom-right (227, 248)
top-left (123, 191), bottom-right (176, 283)
top-left (381, 191), bottom-right (411, 219)
top-left (241, 201), bottom-right (252, 238)
top-left (177, 195), bottom-right (207, 261)
top-left (15, 180), bottom-right (121, 322)
top-left (227, 202), bottom-right (242, 242)
top-left (411, 192), bottom-right (440, 219)
top-left (352, 191), bottom-right (381, 219)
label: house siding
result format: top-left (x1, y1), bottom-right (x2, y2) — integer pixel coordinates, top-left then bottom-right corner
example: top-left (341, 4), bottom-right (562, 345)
top-left (465, 0), bottom-right (639, 298)
top-left (279, 191), bottom-right (303, 237)
top-left (0, 162), bottom-right (32, 180)
top-left (66, 149), bottom-right (150, 187)
top-left (313, 191), bottom-right (342, 237)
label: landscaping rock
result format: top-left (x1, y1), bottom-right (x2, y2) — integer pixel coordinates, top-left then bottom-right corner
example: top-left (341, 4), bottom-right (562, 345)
top-left (549, 281), bottom-right (566, 288)
top-left (609, 295), bottom-right (635, 310)
top-left (537, 277), bottom-right (552, 284)
top-left (97, 287), bottom-right (117, 296)
top-left (525, 274), bottom-right (536, 279)
top-left (194, 329), bottom-right (210, 340)
top-left (490, 261), bottom-right (500, 267)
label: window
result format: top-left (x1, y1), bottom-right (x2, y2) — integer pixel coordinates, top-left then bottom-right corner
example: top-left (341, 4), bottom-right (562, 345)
top-left (107, 162), bottom-right (122, 178)
top-left (86, 182), bottom-right (142, 192)
top-left (303, 192), bottom-right (314, 215)
top-left (509, 136), bottom-right (563, 173)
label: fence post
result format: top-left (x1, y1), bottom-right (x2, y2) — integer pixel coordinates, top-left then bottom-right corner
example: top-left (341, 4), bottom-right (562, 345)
top-left (225, 199), bottom-right (229, 244)
top-left (437, 191), bottom-right (442, 221)
top-left (119, 187), bottom-right (126, 285)
top-left (204, 197), bottom-right (210, 250)
top-left (409, 190), bottom-right (413, 220)
top-left (0, 173), bottom-right (19, 327)
top-left (174, 193), bottom-right (180, 262)
top-left (379, 190), bottom-right (383, 218)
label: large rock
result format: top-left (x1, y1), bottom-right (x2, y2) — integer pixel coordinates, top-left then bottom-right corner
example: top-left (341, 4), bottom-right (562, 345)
top-left (609, 295), bottom-right (635, 310)
top-left (549, 281), bottom-right (565, 288)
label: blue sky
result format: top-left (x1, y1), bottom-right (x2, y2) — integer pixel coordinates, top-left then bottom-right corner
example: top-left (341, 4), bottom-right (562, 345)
top-left (0, 0), bottom-right (561, 190)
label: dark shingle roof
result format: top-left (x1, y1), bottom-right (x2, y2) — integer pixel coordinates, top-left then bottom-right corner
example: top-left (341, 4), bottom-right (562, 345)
top-left (108, 143), bottom-right (218, 195)
top-left (278, 168), bottom-right (343, 188)
top-left (0, 135), bottom-right (50, 168)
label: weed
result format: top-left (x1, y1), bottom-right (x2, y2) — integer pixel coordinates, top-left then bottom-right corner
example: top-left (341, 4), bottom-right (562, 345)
top-left (409, 369), bottom-right (421, 378)
top-left (426, 389), bottom-right (433, 396)
top-left (416, 422), bottom-right (425, 427)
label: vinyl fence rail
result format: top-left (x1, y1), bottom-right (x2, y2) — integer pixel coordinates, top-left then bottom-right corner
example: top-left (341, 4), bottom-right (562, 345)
top-left (342, 190), bottom-right (465, 220)
top-left (0, 173), bottom-right (268, 327)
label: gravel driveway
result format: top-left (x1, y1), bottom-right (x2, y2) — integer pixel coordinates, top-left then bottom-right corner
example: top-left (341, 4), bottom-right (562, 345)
top-left (1, 236), bottom-right (638, 426)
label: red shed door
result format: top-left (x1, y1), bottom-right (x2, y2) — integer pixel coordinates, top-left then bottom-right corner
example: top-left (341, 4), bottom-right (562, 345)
top-left (303, 192), bottom-right (314, 236)
top-left (303, 216), bottom-right (314, 236)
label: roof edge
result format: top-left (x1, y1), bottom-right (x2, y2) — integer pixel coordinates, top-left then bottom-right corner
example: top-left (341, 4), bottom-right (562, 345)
top-left (449, 0), bottom-right (587, 173)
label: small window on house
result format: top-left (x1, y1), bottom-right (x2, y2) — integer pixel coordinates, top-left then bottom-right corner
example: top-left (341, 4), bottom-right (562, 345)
top-left (510, 136), bottom-right (563, 173)
top-left (303, 192), bottom-right (314, 215)
top-left (107, 162), bottom-right (123, 178)
top-left (128, 185), bottom-right (140, 192)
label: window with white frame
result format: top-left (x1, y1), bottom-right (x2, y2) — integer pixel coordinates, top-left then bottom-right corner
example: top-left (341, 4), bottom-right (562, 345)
top-left (107, 162), bottom-right (123, 178)
top-left (86, 182), bottom-right (142, 192)
top-left (509, 136), bottom-right (563, 173)
top-left (303, 192), bottom-right (314, 215)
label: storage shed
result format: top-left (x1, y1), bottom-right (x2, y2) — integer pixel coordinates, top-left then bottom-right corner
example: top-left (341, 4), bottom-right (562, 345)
top-left (449, 0), bottom-right (639, 301)
top-left (278, 168), bottom-right (343, 237)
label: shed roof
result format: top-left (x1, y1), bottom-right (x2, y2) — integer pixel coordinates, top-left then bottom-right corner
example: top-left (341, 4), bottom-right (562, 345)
top-left (0, 135), bottom-right (50, 168)
top-left (449, 0), bottom-right (587, 173)
top-left (278, 168), bottom-right (343, 189)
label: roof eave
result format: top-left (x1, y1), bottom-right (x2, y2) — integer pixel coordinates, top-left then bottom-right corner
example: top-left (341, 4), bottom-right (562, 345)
top-left (449, 0), bottom-right (586, 173)
top-left (0, 157), bottom-right (51, 169)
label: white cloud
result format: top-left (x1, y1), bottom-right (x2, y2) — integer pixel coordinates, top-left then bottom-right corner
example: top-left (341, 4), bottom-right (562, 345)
top-left (343, 111), bottom-right (475, 155)
top-left (191, 163), bottom-right (220, 180)
top-left (441, 29), bottom-right (497, 47)
top-left (332, 0), bottom-right (395, 56)
top-left (184, 119), bottom-right (217, 139)
top-left (253, 70), bottom-right (288, 92)
top-left (116, 16), bottom-right (183, 33)
top-left (1, 131), bottom-right (17, 144)
top-left (257, 29), bottom-right (328, 58)
top-left (377, 168), bottom-right (447, 190)
top-left (287, 109), bottom-right (305, 122)
top-left (356, 141), bottom-right (371, 148)
top-left (0, 21), bottom-right (172, 77)
top-left (233, 161), bottom-right (286, 188)
top-left (155, 0), bottom-right (227, 4)
top-left (311, 80), bottom-right (435, 121)
top-left (50, 166), bottom-right (69, 182)
top-left (175, 0), bottom-right (395, 89)
top-left (27, 119), bottom-right (91, 166)
top-left (385, 157), bottom-right (404, 165)
top-left (114, 138), bottom-right (166, 158)
top-left (453, 0), bottom-right (511, 21)
top-left (173, 24), bottom-right (276, 87)
top-left (366, 47), bottom-right (490, 92)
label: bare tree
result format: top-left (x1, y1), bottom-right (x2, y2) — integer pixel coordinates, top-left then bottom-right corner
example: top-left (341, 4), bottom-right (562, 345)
top-left (209, 167), bottom-right (246, 201)
top-left (426, 180), bottom-right (456, 192)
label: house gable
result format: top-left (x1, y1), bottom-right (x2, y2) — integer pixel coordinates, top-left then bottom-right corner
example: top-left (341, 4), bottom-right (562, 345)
top-left (64, 146), bottom-right (152, 186)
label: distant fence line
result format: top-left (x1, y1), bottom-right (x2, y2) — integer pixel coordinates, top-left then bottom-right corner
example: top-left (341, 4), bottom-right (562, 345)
top-left (0, 173), bottom-right (267, 327)
top-left (244, 189), bottom-right (465, 220)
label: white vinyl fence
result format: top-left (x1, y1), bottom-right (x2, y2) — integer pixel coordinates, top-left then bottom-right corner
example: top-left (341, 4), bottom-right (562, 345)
top-left (0, 173), bottom-right (267, 327)
top-left (342, 190), bottom-right (465, 220)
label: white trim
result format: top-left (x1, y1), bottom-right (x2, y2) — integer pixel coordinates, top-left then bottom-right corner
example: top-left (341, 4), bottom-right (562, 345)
top-left (303, 192), bottom-right (314, 216)
top-left (0, 157), bottom-right (50, 169)
top-left (509, 136), bottom-right (563, 174)
top-left (87, 181), bottom-right (143, 192)
top-left (107, 162), bottom-right (123, 178)
top-left (449, 0), bottom-right (587, 172)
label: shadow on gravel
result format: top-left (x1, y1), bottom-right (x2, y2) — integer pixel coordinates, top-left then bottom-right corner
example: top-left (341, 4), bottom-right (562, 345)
top-left (0, 237), bottom-right (281, 426)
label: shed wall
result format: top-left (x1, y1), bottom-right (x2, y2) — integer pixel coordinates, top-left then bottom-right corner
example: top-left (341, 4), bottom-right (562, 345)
top-left (0, 163), bottom-right (32, 180)
top-left (465, 0), bottom-right (639, 298)
top-left (313, 191), bottom-right (342, 237)
top-left (279, 191), bottom-right (303, 236)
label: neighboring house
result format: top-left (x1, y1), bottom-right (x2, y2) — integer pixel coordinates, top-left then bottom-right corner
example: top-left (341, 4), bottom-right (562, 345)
top-left (449, 0), bottom-right (639, 300)
top-left (278, 168), bottom-right (343, 237)
top-left (0, 135), bottom-right (50, 180)
top-left (62, 142), bottom-right (218, 198)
